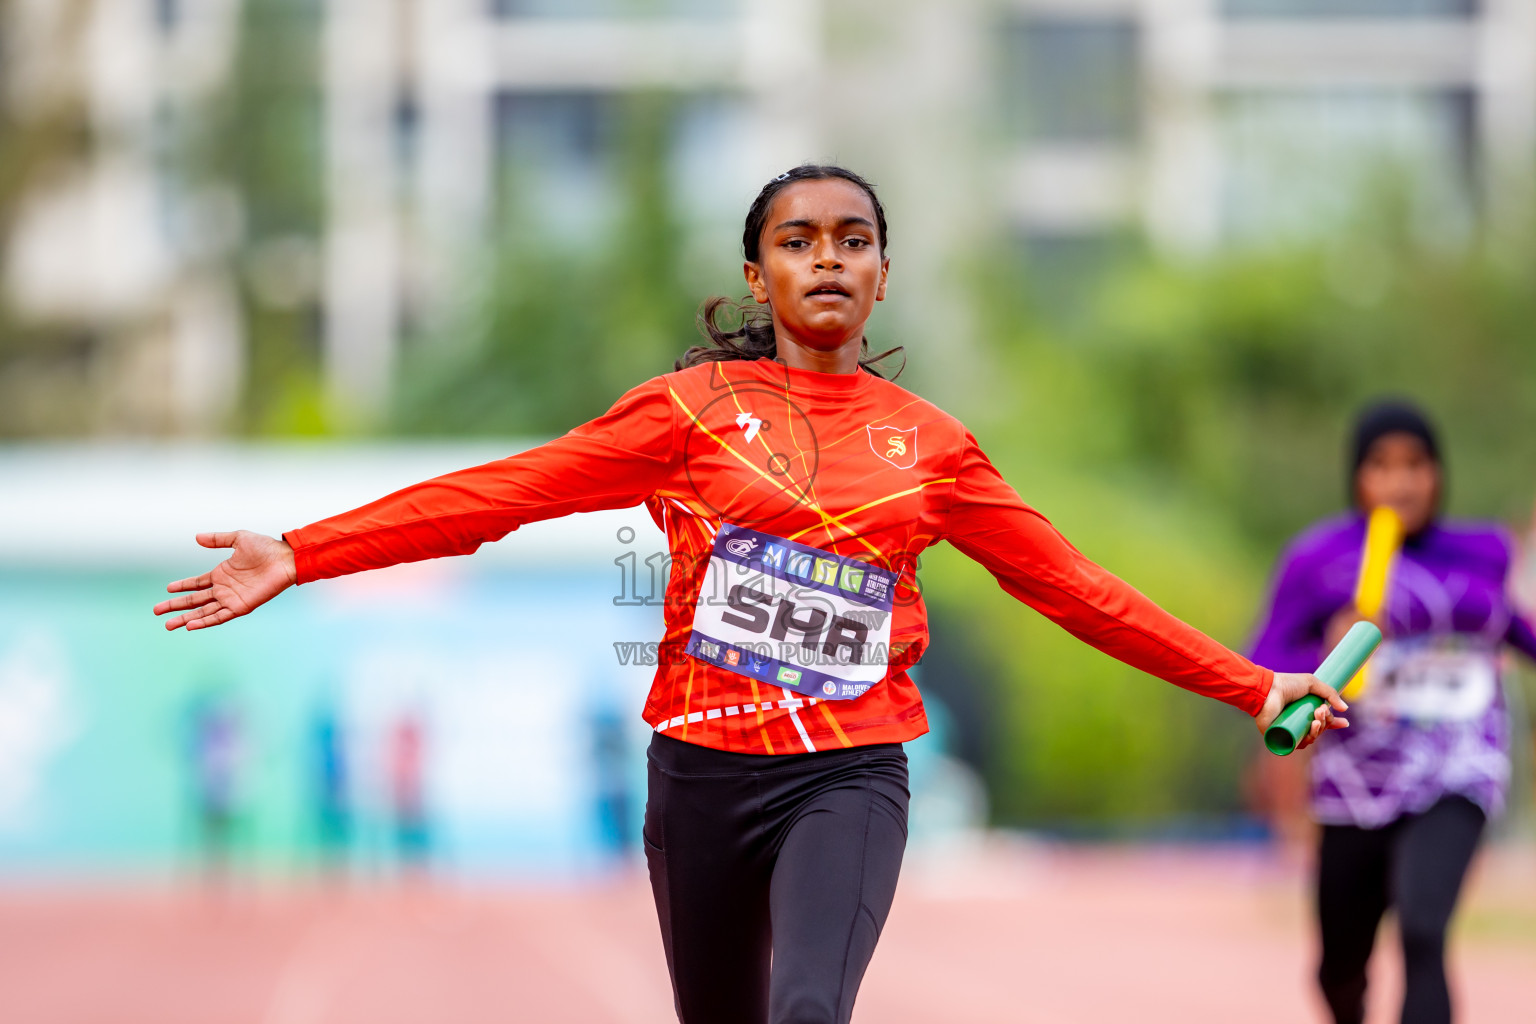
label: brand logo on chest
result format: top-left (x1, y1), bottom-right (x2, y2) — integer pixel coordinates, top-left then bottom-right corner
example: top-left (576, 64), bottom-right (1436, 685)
top-left (866, 424), bottom-right (918, 470)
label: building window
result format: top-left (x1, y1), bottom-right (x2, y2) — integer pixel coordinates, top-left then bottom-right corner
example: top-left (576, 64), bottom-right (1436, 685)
top-left (488, 88), bottom-right (750, 271)
top-left (667, 94), bottom-right (755, 271)
top-left (393, 91), bottom-right (420, 180)
top-left (668, 95), bottom-right (751, 221)
top-left (488, 0), bottom-right (741, 17)
top-left (1003, 17), bottom-right (1140, 145)
top-left (156, 0), bottom-right (181, 32)
top-left (1221, 0), bottom-right (1478, 17)
top-left (493, 91), bottom-right (622, 243)
top-left (1217, 87), bottom-right (1478, 246)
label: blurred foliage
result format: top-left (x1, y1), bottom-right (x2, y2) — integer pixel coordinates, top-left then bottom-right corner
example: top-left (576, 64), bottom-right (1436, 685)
top-left (391, 93), bottom-right (710, 437)
top-left (923, 206), bottom-right (1536, 828)
top-left (918, 462), bottom-right (1268, 828)
top-left (194, 0), bottom-right (325, 434)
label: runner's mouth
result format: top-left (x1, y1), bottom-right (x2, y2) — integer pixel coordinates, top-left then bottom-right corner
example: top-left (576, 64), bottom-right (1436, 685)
top-left (805, 282), bottom-right (850, 298)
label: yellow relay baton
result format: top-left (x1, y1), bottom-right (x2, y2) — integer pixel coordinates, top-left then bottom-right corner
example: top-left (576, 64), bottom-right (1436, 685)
top-left (1341, 506), bottom-right (1402, 700)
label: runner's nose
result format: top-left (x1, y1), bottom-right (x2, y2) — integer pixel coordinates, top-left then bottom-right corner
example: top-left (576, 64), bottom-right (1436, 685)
top-left (813, 237), bottom-right (842, 271)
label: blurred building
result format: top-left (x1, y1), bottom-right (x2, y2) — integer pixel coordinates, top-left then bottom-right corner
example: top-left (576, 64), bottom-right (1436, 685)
top-left (1, 0), bottom-right (1533, 435)
top-left (0, 0), bottom-right (247, 435)
top-left (322, 0), bottom-right (813, 423)
top-left (1004, 0), bottom-right (1536, 260)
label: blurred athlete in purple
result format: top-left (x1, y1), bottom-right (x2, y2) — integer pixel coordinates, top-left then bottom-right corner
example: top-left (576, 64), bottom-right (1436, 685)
top-left (1250, 400), bottom-right (1536, 1024)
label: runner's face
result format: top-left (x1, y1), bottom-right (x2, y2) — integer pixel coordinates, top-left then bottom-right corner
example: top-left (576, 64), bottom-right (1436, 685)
top-left (1356, 433), bottom-right (1439, 534)
top-left (744, 179), bottom-right (888, 357)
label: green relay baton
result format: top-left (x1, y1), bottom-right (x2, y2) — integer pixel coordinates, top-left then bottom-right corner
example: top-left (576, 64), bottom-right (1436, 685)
top-left (1264, 621), bottom-right (1382, 756)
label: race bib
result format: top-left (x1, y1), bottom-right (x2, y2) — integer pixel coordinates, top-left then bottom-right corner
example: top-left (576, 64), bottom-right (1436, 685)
top-left (685, 524), bottom-right (898, 700)
top-left (1366, 636), bottom-right (1498, 723)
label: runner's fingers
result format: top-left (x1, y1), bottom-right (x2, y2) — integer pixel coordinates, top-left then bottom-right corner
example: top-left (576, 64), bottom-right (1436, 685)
top-left (186, 606), bottom-right (235, 631)
top-left (166, 601), bottom-right (221, 631)
top-left (1308, 675), bottom-right (1348, 712)
top-left (196, 531), bottom-right (239, 550)
top-left (166, 571), bottom-right (213, 594)
top-left (154, 590), bottom-right (215, 616)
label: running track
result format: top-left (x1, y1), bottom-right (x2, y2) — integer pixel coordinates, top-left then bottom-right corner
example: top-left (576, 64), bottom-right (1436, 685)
top-left (1, 842), bottom-right (1531, 1023)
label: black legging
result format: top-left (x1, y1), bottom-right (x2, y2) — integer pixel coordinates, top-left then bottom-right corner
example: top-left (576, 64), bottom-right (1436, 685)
top-left (1317, 795), bottom-right (1486, 1024)
top-left (643, 732), bottom-right (909, 1024)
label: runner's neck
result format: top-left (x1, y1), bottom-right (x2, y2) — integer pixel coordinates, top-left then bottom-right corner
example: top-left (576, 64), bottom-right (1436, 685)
top-left (753, 357), bottom-right (873, 396)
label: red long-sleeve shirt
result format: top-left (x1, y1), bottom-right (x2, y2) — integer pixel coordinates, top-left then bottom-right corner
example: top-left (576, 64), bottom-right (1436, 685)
top-left (285, 357), bottom-right (1272, 754)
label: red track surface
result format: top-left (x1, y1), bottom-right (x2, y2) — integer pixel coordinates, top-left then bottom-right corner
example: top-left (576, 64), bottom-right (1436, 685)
top-left (1, 842), bottom-right (1531, 1024)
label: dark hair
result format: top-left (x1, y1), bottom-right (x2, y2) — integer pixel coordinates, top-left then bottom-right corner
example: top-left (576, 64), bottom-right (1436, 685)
top-left (676, 164), bottom-right (904, 378)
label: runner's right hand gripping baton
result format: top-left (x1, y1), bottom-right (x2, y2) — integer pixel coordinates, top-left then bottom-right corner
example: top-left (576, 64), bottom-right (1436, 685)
top-left (1264, 621), bottom-right (1381, 756)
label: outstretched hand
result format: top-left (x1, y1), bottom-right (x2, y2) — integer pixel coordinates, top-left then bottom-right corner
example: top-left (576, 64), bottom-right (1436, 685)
top-left (154, 531), bottom-right (296, 631)
top-left (1254, 671), bottom-right (1350, 752)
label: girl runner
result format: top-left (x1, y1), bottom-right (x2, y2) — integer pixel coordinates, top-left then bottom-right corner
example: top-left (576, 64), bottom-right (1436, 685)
top-left (155, 165), bottom-right (1345, 1024)
top-left (1250, 400), bottom-right (1536, 1024)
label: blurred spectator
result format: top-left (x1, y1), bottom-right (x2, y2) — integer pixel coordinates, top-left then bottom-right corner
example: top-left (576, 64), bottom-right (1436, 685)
top-left (388, 709), bottom-right (430, 875)
top-left (590, 707), bottom-right (632, 860)
top-left (184, 690), bottom-right (245, 886)
top-left (310, 698), bottom-right (351, 877)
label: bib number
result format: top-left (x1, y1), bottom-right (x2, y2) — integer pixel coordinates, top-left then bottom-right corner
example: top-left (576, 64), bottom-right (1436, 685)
top-left (685, 525), bottom-right (897, 700)
top-left (1367, 637), bottom-right (1497, 723)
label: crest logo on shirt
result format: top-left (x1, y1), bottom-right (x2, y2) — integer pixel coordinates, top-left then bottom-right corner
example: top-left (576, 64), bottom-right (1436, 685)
top-left (866, 424), bottom-right (918, 470)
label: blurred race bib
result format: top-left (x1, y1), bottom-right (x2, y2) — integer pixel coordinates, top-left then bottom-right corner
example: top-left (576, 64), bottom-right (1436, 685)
top-left (1367, 636), bottom-right (1498, 723)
